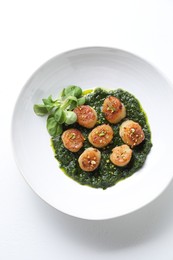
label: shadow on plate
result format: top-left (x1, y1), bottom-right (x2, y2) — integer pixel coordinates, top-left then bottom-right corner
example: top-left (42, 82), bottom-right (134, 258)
top-left (32, 179), bottom-right (173, 251)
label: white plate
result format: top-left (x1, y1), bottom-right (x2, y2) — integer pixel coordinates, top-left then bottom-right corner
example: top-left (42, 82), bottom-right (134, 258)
top-left (12, 47), bottom-right (173, 220)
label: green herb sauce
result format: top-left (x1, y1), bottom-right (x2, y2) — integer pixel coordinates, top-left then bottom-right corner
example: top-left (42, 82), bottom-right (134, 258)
top-left (51, 88), bottom-right (152, 189)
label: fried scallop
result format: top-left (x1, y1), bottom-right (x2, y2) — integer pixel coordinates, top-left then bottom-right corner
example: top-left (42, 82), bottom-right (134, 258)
top-left (119, 120), bottom-right (145, 148)
top-left (73, 105), bottom-right (97, 128)
top-left (110, 144), bottom-right (132, 167)
top-left (61, 128), bottom-right (84, 152)
top-left (88, 124), bottom-right (114, 148)
top-left (78, 147), bottom-right (101, 172)
top-left (102, 96), bottom-right (126, 124)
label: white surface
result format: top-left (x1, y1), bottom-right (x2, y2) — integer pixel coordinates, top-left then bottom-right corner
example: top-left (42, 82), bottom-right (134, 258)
top-left (1, 0), bottom-right (173, 258)
top-left (12, 47), bottom-right (173, 220)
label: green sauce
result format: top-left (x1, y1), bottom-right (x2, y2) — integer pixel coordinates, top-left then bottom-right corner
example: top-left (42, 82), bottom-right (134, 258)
top-left (51, 88), bottom-right (152, 189)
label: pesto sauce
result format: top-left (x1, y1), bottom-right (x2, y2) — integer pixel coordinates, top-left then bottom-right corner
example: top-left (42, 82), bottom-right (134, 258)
top-left (51, 88), bottom-right (152, 189)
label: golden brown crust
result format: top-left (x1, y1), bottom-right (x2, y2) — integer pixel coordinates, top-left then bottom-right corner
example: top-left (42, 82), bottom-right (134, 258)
top-left (110, 144), bottom-right (132, 167)
top-left (78, 147), bottom-right (101, 172)
top-left (119, 120), bottom-right (145, 147)
top-left (88, 124), bottom-right (114, 148)
top-left (73, 105), bottom-right (97, 128)
top-left (61, 128), bottom-right (84, 152)
top-left (102, 96), bottom-right (126, 124)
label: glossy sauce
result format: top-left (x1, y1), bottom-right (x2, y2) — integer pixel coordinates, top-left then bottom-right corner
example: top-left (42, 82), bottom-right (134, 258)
top-left (51, 88), bottom-right (152, 189)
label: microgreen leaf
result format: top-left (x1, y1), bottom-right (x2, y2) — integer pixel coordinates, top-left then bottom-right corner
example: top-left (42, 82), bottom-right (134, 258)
top-left (33, 104), bottom-right (48, 116)
top-left (46, 116), bottom-right (58, 136)
top-left (56, 124), bottom-right (63, 135)
top-left (34, 85), bottom-right (86, 137)
top-left (54, 107), bottom-right (63, 122)
top-left (68, 100), bottom-right (77, 110)
top-left (61, 96), bottom-right (78, 110)
top-left (65, 111), bottom-right (77, 125)
top-left (42, 95), bottom-right (55, 111)
top-left (62, 86), bottom-right (82, 98)
top-left (77, 96), bottom-right (85, 106)
top-left (59, 111), bottom-right (66, 124)
top-left (54, 108), bottom-right (66, 124)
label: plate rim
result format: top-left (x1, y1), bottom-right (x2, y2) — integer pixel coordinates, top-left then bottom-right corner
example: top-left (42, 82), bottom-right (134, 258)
top-left (11, 46), bottom-right (173, 220)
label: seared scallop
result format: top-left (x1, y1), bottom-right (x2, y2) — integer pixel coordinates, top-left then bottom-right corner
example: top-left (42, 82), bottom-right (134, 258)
top-left (88, 124), bottom-right (113, 148)
top-left (102, 96), bottom-right (126, 124)
top-left (73, 105), bottom-right (97, 128)
top-left (61, 128), bottom-right (84, 152)
top-left (78, 147), bottom-right (101, 172)
top-left (119, 120), bottom-right (145, 147)
top-left (110, 144), bottom-right (132, 167)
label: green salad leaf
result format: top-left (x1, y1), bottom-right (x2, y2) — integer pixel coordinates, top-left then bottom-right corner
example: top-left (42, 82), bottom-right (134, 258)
top-left (33, 104), bottom-right (48, 116)
top-left (61, 85), bottom-right (82, 98)
top-left (64, 111), bottom-right (77, 125)
top-left (33, 85), bottom-right (85, 137)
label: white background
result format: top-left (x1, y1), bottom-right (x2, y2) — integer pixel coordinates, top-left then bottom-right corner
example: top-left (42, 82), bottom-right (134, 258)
top-left (1, 0), bottom-right (173, 259)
